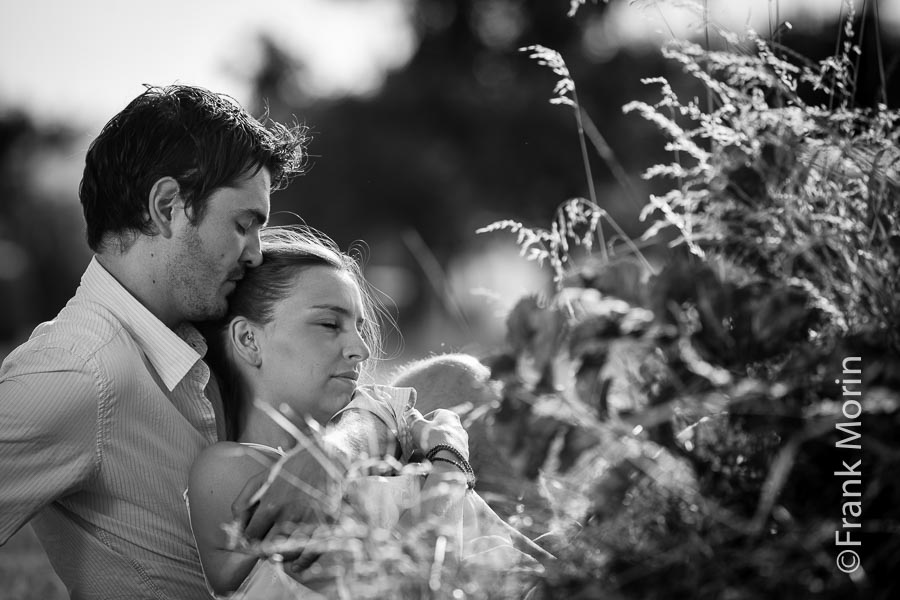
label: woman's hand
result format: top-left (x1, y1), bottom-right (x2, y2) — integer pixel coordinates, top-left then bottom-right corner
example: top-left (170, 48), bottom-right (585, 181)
top-left (407, 409), bottom-right (469, 460)
top-left (397, 410), bottom-right (471, 536)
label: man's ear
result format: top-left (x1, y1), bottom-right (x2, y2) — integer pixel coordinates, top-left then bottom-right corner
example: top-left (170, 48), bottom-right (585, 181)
top-left (147, 177), bottom-right (183, 238)
top-left (229, 317), bottom-right (262, 367)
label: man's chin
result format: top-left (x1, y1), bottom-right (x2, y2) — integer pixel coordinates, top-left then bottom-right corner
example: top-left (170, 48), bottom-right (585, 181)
top-left (186, 299), bottom-right (228, 323)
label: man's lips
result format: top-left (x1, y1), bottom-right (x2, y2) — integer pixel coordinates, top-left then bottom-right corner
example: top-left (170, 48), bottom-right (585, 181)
top-left (224, 270), bottom-right (245, 288)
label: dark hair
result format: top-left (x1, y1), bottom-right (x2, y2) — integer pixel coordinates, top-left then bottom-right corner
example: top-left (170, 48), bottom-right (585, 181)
top-left (79, 84), bottom-right (309, 251)
top-left (203, 226), bottom-right (383, 439)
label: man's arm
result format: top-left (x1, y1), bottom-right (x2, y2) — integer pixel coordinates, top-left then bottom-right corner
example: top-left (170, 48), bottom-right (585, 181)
top-left (0, 348), bottom-right (100, 543)
top-left (231, 406), bottom-right (469, 542)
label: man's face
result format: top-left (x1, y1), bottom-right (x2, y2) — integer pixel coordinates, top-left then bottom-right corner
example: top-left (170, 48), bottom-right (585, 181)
top-left (167, 167), bottom-right (270, 323)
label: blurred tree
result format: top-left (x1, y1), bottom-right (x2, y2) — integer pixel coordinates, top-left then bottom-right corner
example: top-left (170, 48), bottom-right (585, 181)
top-left (2, 0), bottom-right (897, 354)
top-left (245, 0), bottom-right (680, 351)
top-left (235, 0), bottom-right (898, 357)
top-left (0, 112), bottom-right (88, 348)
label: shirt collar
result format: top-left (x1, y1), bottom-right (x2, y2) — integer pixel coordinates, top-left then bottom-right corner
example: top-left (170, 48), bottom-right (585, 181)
top-left (79, 257), bottom-right (207, 392)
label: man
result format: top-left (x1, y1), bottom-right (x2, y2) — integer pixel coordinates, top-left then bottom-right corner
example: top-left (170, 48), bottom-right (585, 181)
top-left (0, 84), bottom-right (307, 599)
top-left (0, 84), bottom-right (479, 599)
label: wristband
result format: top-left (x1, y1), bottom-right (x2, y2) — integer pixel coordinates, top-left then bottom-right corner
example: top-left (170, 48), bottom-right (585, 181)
top-left (425, 444), bottom-right (470, 468)
top-left (426, 445), bottom-right (475, 489)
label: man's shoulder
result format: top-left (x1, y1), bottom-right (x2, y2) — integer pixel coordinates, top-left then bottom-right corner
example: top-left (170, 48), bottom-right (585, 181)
top-left (14, 297), bottom-right (131, 358)
top-left (1, 297), bottom-right (135, 378)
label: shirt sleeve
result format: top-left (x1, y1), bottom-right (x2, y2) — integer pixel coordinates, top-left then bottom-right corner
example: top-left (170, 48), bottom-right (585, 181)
top-left (333, 385), bottom-right (417, 460)
top-left (0, 346), bottom-right (102, 543)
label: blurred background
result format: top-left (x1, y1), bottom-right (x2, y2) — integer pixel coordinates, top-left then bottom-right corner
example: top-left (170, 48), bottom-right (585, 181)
top-left (1, 0), bottom-right (898, 597)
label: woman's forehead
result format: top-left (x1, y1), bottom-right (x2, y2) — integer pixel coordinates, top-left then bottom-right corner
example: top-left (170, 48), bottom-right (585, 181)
top-left (285, 266), bottom-right (363, 312)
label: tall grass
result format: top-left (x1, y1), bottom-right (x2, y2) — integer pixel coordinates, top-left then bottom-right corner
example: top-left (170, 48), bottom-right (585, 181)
top-left (475, 1), bottom-right (900, 598)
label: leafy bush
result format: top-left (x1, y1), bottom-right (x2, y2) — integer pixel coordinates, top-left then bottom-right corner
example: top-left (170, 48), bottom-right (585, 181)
top-left (475, 4), bottom-right (900, 599)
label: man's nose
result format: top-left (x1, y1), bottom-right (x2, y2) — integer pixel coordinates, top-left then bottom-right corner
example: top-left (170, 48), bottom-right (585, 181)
top-left (242, 232), bottom-right (263, 268)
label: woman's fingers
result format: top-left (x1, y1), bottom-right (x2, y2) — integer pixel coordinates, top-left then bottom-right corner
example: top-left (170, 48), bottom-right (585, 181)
top-left (285, 551), bottom-right (321, 577)
top-left (409, 408), bottom-right (470, 459)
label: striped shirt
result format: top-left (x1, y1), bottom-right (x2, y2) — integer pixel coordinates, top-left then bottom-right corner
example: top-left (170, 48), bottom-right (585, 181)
top-left (0, 257), bottom-right (225, 599)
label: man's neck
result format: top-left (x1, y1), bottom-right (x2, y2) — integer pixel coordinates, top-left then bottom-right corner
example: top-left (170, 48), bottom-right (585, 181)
top-left (95, 245), bottom-right (181, 329)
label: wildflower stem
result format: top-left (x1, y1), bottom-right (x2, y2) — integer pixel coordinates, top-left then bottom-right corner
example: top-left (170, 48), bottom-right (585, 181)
top-left (590, 202), bottom-right (657, 276)
top-left (850, 0), bottom-right (870, 109)
top-left (829, 1), bottom-right (845, 111)
top-left (581, 112), bottom-right (643, 208)
top-left (873, 0), bottom-right (888, 105)
top-left (402, 229), bottom-right (471, 333)
top-left (572, 90), bottom-right (607, 261)
top-left (704, 0), bottom-right (714, 119)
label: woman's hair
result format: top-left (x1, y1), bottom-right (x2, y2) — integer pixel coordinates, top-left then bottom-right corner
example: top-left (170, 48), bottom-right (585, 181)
top-left (79, 84), bottom-right (309, 252)
top-left (203, 225), bottom-right (383, 439)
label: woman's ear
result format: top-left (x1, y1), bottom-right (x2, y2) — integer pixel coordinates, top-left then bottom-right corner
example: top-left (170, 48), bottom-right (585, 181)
top-left (229, 318), bottom-right (262, 368)
top-left (147, 177), bottom-right (183, 238)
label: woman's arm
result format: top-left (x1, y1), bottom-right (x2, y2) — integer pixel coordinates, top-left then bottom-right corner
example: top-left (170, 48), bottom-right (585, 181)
top-left (231, 401), bottom-right (471, 540)
top-left (187, 442), bottom-right (280, 595)
top-left (324, 408), bottom-right (398, 467)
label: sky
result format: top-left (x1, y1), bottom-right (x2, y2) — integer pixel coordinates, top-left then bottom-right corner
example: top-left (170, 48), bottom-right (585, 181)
top-left (0, 0), bottom-right (415, 130)
top-left (1, 0), bottom-right (895, 131)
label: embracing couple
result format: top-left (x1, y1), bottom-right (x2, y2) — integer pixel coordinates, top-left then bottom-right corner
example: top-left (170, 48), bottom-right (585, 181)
top-left (0, 85), bottom-right (549, 599)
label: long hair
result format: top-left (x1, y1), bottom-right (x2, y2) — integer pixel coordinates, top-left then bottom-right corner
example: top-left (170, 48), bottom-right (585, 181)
top-left (202, 226), bottom-right (383, 439)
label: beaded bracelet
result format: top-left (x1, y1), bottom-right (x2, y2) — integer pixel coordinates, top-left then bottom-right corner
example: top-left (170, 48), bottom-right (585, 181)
top-left (425, 444), bottom-right (471, 469)
top-left (426, 445), bottom-right (476, 489)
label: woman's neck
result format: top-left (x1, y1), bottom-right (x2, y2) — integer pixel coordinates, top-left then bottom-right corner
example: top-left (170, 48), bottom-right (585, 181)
top-left (237, 406), bottom-right (298, 450)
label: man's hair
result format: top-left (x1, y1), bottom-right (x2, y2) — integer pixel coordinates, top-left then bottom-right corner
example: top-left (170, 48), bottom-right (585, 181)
top-left (202, 226), bottom-right (385, 439)
top-left (79, 84), bottom-right (308, 251)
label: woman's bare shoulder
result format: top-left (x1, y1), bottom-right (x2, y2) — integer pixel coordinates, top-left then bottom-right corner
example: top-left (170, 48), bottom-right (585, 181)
top-left (188, 443), bottom-right (283, 594)
top-left (190, 442), bottom-right (280, 498)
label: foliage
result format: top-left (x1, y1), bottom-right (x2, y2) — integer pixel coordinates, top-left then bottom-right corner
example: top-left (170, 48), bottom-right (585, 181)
top-left (476, 4), bottom-right (900, 599)
top-left (219, 407), bottom-right (542, 600)
top-left (216, 5), bottom-right (900, 599)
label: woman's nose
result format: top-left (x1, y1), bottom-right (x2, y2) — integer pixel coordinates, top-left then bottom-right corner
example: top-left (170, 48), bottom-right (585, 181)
top-left (345, 331), bottom-right (371, 362)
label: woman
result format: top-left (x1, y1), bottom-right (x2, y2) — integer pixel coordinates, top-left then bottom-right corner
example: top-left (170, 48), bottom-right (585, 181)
top-left (189, 227), bottom-right (545, 599)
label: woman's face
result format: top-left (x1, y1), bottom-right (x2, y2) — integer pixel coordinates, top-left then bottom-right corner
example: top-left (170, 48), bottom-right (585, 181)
top-left (255, 265), bottom-right (371, 424)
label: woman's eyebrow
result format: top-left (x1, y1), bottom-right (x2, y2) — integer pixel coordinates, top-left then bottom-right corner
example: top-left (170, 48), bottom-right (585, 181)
top-left (309, 305), bottom-right (366, 324)
top-left (309, 304), bottom-right (352, 316)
